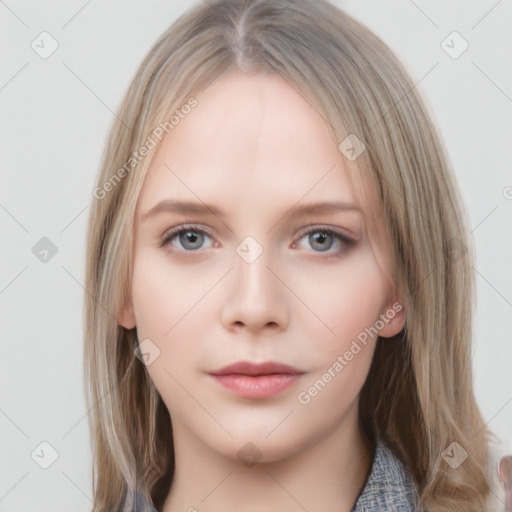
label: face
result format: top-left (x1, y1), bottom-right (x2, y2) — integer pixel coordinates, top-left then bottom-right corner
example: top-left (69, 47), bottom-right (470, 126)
top-left (118, 72), bottom-right (404, 462)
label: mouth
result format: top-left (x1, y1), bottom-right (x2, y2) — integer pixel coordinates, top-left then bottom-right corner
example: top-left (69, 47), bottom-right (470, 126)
top-left (208, 361), bottom-right (305, 399)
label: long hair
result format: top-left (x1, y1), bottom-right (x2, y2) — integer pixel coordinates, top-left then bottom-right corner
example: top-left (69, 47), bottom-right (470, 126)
top-left (83, 1), bottom-right (497, 510)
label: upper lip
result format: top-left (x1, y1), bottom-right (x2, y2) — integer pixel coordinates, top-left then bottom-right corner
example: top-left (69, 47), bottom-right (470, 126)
top-left (209, 361), bottom-right (303, 376)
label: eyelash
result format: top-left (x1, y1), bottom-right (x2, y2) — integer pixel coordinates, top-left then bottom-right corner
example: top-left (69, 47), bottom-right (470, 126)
top-left (159, 224), bottom-right (357, 259)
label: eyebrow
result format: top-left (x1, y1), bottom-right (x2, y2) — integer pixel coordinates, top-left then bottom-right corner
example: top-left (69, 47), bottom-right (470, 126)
top-left (141, 199), bottom-right (362, 222)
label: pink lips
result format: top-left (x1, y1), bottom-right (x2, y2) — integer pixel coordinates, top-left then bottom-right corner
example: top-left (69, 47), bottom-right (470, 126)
top-left (209, 361), bottom-right (304, 399)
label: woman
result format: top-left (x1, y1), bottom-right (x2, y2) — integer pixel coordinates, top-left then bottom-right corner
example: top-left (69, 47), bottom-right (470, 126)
top-left (83, 1), bottom-right (497, 510)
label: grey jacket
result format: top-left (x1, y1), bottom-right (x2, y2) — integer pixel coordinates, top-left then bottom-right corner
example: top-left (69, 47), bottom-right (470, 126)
top-left (350, 438), bottom-right (419, 511)
top-left (130, 437), bottom-right (419, 511)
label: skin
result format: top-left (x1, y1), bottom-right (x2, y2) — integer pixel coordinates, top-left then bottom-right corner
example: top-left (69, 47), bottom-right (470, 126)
top-left (118, 71), bottom-right (405, 512)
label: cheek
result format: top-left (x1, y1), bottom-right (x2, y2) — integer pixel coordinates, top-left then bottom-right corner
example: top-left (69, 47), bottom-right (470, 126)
top-left (130, 248), bottom-right (221, 393)
top-left (130, 246), bottom-right (219, 340)
top-left (290, 247), bottom-right (388, 348)
top-left (292, 252), bottom-right (383, 412)
top-left (129, 254), bottom-right (205, 410)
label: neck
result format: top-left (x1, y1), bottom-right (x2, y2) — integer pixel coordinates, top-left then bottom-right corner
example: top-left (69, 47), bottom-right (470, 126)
top-left (162, 403), bottom-right (372, 512)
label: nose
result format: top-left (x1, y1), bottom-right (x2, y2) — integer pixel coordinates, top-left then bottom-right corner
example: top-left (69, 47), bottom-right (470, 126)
top-left (220, 242), bottom-right (290, 334)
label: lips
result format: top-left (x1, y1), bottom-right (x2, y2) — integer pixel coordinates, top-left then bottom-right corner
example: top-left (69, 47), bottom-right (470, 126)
top-left (208, 361), bottom-right (304, 399)
top-left (209, 361), bottom-right (303, 377)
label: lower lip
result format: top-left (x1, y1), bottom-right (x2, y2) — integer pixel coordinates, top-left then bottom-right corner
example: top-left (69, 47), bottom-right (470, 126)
top-left (210, 373), bottom-right (301, 398)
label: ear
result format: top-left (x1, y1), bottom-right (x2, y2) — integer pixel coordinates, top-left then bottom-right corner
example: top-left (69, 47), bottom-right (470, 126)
top-left (377, 296), bottom-right (406, 339)
top-left (117, 299), bottom-right (136, 329)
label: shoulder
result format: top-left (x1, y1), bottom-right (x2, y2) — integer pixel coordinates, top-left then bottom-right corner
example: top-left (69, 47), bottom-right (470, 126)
top-left (353, 437), bottom-right (420, 511)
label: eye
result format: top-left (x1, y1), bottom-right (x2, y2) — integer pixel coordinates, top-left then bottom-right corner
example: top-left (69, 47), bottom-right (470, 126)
top-left (160, 224), bottom-right (214, 254)
top-left (160, 224), bottom-right (357, 258)
top-left (293, 226), bottom-right (357, 257)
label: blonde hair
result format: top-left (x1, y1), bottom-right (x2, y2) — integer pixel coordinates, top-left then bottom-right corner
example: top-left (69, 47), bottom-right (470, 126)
top-left (83, 1), bottom-right (497, 510)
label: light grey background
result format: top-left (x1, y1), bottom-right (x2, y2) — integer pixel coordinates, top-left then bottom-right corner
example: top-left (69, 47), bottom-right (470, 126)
top-left (0, 1), bottom-right (511, 511)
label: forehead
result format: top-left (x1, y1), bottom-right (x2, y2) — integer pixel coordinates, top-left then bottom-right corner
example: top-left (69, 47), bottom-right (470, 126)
top-left (138, 72), bottom-right (367, 215)
top-left (134, 72), bottom-right (393, 279)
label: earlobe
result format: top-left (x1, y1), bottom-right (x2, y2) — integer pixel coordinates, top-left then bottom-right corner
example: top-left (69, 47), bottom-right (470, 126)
top-left (378, 300), bottom-right (406, 339)
top-left (117, 301), bottom-right (136, 329)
